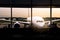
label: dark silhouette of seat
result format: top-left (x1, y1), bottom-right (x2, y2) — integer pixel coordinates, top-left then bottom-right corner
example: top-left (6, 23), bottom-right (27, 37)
top-left (51, 22), bottom-right (58, 28)
top-left (49, 22), bottom-right (58, 28)
top-left (8, 24), bottom-right (11, 28)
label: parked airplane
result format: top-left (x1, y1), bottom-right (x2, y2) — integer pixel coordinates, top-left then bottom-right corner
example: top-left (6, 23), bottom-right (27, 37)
top-left (29, 16), bottom-right (60, 25)
top-left (13, 16), bottom-right (60, 29)
top-left (1, 16), bottom-right (60, 29)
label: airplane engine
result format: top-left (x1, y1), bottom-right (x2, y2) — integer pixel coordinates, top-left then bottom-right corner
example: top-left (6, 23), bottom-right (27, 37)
top-left (57, 23), bottom-right (60, 28)
top-left (14, 21), bottom-right (20, 28)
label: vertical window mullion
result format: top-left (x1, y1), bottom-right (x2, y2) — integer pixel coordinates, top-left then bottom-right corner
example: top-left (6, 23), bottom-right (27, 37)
top-left (31, 0), bottom-right (32, 27)
top-left (50, 0), bottom-right (52, 27)
top-left (10, 0), bottom-right (12, 28)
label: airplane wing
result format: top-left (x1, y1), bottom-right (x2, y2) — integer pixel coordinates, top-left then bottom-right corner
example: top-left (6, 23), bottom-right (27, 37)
top-left (19, 22), bottom-right (31, 25)
top-left (45, 19), bottom-right (60, 25)
top-left (0, 19), bottom-right (31, 25)
top-left (8, 20), bottom-right (31, 25)
top-left (51, 19), bottom-right (60, 22)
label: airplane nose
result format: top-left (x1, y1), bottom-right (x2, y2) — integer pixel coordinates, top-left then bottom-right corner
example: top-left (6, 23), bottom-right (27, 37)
top-left (37, 22), bottom-right (45, 27)
top-left (33, 22), bottom-right (45, 28)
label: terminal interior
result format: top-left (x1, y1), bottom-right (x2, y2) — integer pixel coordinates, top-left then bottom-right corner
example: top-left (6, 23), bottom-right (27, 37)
top-left (0, 0), bottom-right (60, 39)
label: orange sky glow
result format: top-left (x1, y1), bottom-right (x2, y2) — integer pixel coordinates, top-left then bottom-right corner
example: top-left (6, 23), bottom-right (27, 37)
top-left (0, 7), bottom-right (60, 18)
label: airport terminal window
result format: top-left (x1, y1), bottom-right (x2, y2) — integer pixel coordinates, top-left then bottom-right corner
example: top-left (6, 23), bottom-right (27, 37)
top-left (52, 8), bottom-right (60, 28)
top-left (32, 8), bottom-right (50, 18)
top-left (12, 8), bottom-right (31, 28)
top-left (0, 7), bottom-right (11, 28)
top-left (32, 8), bottom-right (50, 28)
top-left (1, 0), bottom-right (60, 29)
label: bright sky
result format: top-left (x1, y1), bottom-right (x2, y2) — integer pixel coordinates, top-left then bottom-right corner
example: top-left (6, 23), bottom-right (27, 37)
top-left (0, 7), bottom-right (60, 18)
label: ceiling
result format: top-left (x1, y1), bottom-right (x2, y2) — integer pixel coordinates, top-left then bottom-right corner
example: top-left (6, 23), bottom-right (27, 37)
top-left (0, 0), bottom-right (60, 8)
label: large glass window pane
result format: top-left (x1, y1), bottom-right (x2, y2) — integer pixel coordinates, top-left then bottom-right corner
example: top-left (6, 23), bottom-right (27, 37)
top-left (0, 7), bottom-right (11, 28)
top-left (52, 8), bottom-right (60, 28)
top-left (32, 8), bottom-right (50, 31)
top-left (32, 8), bottom-right (50, 17)
top-left (12, 8), bottom-right (31, 28)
